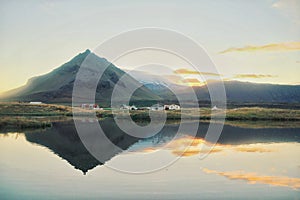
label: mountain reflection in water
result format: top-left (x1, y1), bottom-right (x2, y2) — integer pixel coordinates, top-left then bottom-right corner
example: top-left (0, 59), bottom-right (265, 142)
top-left (19, 119), bottom-right (300, 174)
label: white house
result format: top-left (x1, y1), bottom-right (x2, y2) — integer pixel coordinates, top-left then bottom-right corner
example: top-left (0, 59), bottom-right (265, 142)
top-left (120, 104), bottom-right (138, 110)
top-left (29, 102), bottom-right (43, 105)
top-left (130, 105), bottom-right (138, 110)
top-left (81, 104), bottom-right (101, 110)
top-left (164, 104), bottom-right (180, 110)
top-left (150, 104), bottom-right (164, 111)
top-left (212, 105), bottom-right (220, 111)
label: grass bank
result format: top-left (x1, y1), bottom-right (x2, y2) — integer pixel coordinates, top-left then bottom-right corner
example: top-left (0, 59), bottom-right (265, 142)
top-left (0, 116), bottom-right (52, 129)
top-left (1, 103), bottom-right (300, 130)
top-left (0, 103), bottom-right (73, 116)
top-left (121, 107), bottom-right (300, 121)
top-left (1, 103), bottom-right (300, 121)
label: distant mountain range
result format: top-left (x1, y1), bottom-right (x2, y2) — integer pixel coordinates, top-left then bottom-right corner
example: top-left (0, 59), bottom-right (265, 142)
top-left (131, 71), bottom-right (300, 104)
top-left (1, 49), bottom-right (300, 105)
top-left (193, 81), bottom-right (300, 103)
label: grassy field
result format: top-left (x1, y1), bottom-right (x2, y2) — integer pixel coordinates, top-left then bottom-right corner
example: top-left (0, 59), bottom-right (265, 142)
top-left (0, 103), bottom-right (73, 116)
top-left (217, 107), bottom-right (300, 121)
top-left (1, 103), bottom-right (300, 129)
top-left (0, 116), bottom-right (52, 129)
top-left (123, 107), bottom-right (300, 121)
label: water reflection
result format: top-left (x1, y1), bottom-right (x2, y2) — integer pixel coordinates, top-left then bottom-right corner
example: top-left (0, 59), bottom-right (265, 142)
top-left (202, 168), bottom-right (300, 189)
top-left (24, 119), bottom-right (139, 174)
top-left (3, 119), bottom-right (299, 174)
top-left (0, 119), bottom-right (300, 199)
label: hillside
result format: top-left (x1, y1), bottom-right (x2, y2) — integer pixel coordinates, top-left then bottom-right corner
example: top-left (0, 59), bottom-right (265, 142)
top-left (193, 81), bottom-right (300, 103)
top-left (141, 80), bottom-right (300, 104)
top-left (0, 50), bottom-right (161, 104)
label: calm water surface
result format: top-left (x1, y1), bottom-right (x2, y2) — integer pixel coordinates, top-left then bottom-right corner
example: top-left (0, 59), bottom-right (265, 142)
top-left (0, 119), bottom-right (299, 200)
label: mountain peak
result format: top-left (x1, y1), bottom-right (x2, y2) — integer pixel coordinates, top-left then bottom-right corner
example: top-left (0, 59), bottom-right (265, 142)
top-left (66, 49), bottom-right (92, 66)
top-left (77, 49), bottom-right (91, 58)
top-left (84, 49), bottom-right (91, 54)
top-left (0, 49), bottom-right (160, 103)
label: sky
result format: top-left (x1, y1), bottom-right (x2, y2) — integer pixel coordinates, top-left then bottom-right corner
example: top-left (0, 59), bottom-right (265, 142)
top-left (0, 0), bottom-right (299, 93)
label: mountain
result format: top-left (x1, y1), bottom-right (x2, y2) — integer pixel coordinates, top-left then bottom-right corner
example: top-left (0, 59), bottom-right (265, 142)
top-left (124, 70), bottom-right (189, 101)
top-left (25, 119), bottom-right (139, 174)
top-left (2, 50), bottom-right (299, 105)
top-left (0, 50), bottom-right (161, 104)
top-left (192, 81), bottom-right (300, 103)
top-left (130, 70), bottom-right (300, 104)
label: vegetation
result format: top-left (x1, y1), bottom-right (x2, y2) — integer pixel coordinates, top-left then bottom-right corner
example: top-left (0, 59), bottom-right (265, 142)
top-left (0, 116), bottom-right (52, 129)
top-left (220, 120), bottom-right (300, 129)
top-left (1, 103), bottom-right (300, 130)
top-left (120, 107), bottom-right (300, 121)
top-left (0, 103), bottom-right (73, 116)
top-left (223, 107), bottom-right (300, 121)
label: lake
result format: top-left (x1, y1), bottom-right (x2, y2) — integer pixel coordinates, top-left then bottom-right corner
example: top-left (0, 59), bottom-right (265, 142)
top-left (0, 119), bottom-right (299, 199)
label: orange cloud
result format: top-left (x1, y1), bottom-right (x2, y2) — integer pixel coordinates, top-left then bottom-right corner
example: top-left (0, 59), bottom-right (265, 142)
top-left (172, 148), bottom-right (222, 157)
top-left (174, 69), bottom-right (221, 76)
top-left (220, 42), bottom-right (300, 53)
top-left (141, 147), bottom-right (158, 153)
top-left (234, 147), bottom-right (274, 153)
top-left (172, 149), bottom-right (201, 157)
top-left (166, 136), bottom-right (207, 148)
top-left (202, 168), bottom-right (300, 189)
top-left (181, 78), bottom-right (204, 87)
top-left (166, 136), bottom-right (223, 157)
top-left (137, 137), bottom-right (275, 157)
top-left (234, 74), bottom-right (277, 79)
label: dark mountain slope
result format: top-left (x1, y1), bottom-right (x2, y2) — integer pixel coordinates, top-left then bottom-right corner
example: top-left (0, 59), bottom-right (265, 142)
top-left (192, 81), bottom-right (300, 103)
top-left (1, 50), bottom-right (161, 104)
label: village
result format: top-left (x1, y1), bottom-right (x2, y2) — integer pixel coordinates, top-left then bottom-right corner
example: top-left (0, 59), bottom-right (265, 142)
top-left (28, 101), bottom-right (222, 111)
top-left (80, 103), bottom-right (181, 111)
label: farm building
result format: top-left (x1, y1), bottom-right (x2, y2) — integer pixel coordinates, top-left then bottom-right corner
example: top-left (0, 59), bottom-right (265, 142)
top-left (164, 104), bottom-right (180, 110)
top-left (120, 104), bottom-right (138, 110)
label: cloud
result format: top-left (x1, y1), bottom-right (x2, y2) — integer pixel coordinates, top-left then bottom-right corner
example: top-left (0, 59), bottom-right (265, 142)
top-left (136, 137), bottom-right (275, 157)
top-left (180, 78), bottom-right (204, 87)
top-left (165, 136), bottom-right (219, 157)
top-left (174, 69), bottom-right (221, 76)
top-left (202, 168), bottom-right (300, 189)
top-left (172, 148), bottom-right (222, 157)
top-left (220, 42), bottom-right (300, 53)
top-left (166, 136), bottom-right (207, 148)
top-left (234, 147), bottom-right (274, 153)
top-left (234, 74), bottom-right (277, 79)
top-left (183, 78), bottom-right (201, 83)
top-left (172, 149), bottom-right (201, 157)
top-left (272, 0), bottom-right (300, 24)
top-left (140, 147), bottom-right (158, 153)
top-left (168, 137), bottom-right (223, 157)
